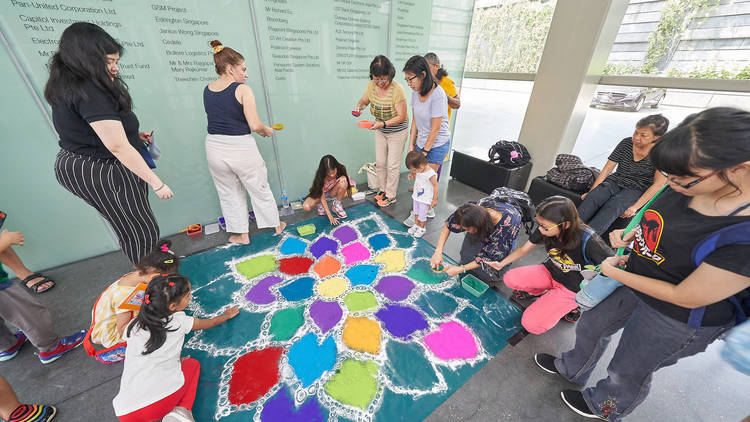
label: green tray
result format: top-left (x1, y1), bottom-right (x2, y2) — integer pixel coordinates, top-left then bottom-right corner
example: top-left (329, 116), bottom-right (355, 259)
top-left (296, 224), bottom-right (316, 236)
top-left (460, 274), bottom-right (489, 297)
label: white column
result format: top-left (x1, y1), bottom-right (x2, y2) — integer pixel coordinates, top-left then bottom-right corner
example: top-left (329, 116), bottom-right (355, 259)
top-left (517, 0), bottom-right (629, 182)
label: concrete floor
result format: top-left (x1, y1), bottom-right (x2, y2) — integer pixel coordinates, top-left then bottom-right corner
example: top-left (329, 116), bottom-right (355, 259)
top-left (2, 160), bottom-right (748, 421)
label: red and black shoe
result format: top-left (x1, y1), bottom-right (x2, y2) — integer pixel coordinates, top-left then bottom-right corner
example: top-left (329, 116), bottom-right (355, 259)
top-left (0, 331), bottom-right (27, 362)
top-left (562, 308), bottom-right (581, 323)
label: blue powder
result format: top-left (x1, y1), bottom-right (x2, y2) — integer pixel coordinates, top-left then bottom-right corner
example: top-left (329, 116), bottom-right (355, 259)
top-left (368, 233), bottom-right (391, 251)
top-left (345, 265), bottom-right (380, 286)
top-left (279, 277), bottom-right (315, 301)
top-left (260, 384), bottom-right (326, 421)
top-left (288, 333), bottom-right (337, 387)
top-left (280, 237), bottom-right (307, 255)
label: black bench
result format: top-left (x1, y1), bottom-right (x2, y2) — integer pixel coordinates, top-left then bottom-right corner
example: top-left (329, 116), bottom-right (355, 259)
top-left (450, 150), bottom-right (532, 193)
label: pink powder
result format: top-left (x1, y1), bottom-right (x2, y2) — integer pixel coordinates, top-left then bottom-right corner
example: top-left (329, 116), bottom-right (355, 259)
top-left (341, 242), bottom-right (370, 265)
top-left (424, 321), bottom-right (478, 360)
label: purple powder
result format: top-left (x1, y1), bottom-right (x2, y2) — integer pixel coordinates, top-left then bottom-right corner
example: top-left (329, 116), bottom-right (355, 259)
top-left (260, 385), bottom-right (325, 421)
top-left (332, 226), bottom-right (358, 245)
top-left (245, 276), bottom-right (283, 304)
top-left (375, 304), bottom-right (428, 339)
top-left (309, 300), bottom-right (343, 334)
top-left (309, 236), bottom-right (338, 259)
top-left (375, 276), bottom-right (415, 301)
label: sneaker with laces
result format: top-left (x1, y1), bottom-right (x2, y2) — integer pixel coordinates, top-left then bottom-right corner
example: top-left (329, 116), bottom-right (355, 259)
top-left (560, 390), bottom-right (606, 420)
top-left (316, 203), bottom-right (326, 216)
top-left (534, 353), bottom-right (559, 375)
top-left (377, 196), bottom-right (396, 207)
top-left (374, 191), bottom-right (385, 201)
top-left (8, 404), bottom-right (57, 422)
top-left (331, 200), bottom-right (347, 218)
top-left (403, 211), bottom-right (416, 227)
top-left (426, 208), bottom-right (435, 218)
top-left (162, 406), bottom-right (195, 422)
top-left (38, 330), bottom-right (85, 364)
top-left (0, 331), bottom-right (27, 362)
top-left (411, 226), bottom-right (426, 238)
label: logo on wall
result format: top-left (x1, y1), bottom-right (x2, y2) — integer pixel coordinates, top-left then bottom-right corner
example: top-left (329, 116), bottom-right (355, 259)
top-left (633, 209), bottom-right (665, 264)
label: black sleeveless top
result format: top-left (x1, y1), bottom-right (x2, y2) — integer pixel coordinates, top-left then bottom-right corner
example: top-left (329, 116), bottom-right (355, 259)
top-left (203, 82), bottom-right (251, 136)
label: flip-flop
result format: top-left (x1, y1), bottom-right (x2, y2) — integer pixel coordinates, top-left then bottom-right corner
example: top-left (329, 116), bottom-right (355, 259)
top-left (21, 273), bottom-right (55, 294)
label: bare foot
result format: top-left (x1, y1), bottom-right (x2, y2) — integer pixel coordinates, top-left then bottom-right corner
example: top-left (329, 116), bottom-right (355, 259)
top-left (228, 233), bottom-right (250, 245)
top-left (274, 221), bottom-right (287, 235)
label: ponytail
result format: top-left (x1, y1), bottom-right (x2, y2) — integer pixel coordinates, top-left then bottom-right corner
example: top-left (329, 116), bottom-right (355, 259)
top-left (128, 274), bottom-right (191, 355)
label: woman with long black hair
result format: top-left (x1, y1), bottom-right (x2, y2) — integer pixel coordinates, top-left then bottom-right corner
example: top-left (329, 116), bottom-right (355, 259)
top-left (535, 107), bottom-right (750, 421)
top-left (45, 22), bottom-right (171, 264)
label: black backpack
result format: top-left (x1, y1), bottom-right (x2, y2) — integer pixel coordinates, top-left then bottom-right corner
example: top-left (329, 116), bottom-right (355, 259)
top-left (481, 187), bottom-right (536, 235)
top-left (488, 140), bottom-right (531, 168)
top-left (545, 154), bottom-right (600, 193)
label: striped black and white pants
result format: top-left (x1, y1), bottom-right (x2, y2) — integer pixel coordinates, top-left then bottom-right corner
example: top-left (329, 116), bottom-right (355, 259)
top-left (54, 149), bottom-right (160, 264)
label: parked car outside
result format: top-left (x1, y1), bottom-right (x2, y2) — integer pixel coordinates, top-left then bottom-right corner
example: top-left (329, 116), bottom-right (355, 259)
top-left (591, 86), bottom-right (667, 111)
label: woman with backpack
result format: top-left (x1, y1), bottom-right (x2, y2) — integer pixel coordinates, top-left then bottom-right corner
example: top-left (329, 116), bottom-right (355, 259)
top-left (429, 189), bottom-right (524, 282)
top-left (534, 107), bottom-right (750, 421)
top-left (577, 114), bottom-right (669, 234)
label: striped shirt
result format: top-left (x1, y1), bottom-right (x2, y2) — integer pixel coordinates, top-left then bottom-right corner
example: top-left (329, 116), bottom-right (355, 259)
top-left (364, 81), bottom-right (409, 133)
top-left (606, 138), bottom-right (655, 192)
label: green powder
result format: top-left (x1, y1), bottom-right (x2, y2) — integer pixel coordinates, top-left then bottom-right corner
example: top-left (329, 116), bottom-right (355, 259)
top-left (268, 307), bottom-right (304, 341)
top-left (236, 255), bottom-right (277, 280)
top-left (406, 265), bottom-right (443, 285)
top-left (343, 291), bottom-right (378, 312)
top-left (324, 359), bottom-right (379, 409)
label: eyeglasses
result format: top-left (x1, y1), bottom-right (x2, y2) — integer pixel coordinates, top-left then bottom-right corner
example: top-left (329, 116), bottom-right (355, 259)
top-left (538, 221), bottom-right (564, 232)
top-left (659, 170), bottom-right (717, 189)
top-left (405, 74), bottom-right (419, 83)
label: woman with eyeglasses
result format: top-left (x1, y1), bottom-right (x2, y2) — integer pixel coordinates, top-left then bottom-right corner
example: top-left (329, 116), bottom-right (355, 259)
top-left (354, 55), bottom-right (409, 207)
top-left (534, 107), bottom-right (750, 421)
top-left (577, 114), bottom-right (669, 235)
top-left (487, 196), bottom-right (612, 333)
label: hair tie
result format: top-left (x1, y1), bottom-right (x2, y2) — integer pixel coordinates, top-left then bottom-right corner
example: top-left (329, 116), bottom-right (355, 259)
top-left (213, 45), bottom-right (224, 54)
top-left (168, 281), bottom-right (175, 287)
top-left (144, 294), bottom-right (151, 304)
top-left (164, 259), bottom-right (174, 264)
top-left (160, 244), bottom-right (169, 252)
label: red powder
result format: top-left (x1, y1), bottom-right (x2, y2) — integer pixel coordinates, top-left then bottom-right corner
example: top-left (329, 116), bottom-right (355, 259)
top-left (279, 257), bottom-right (314, 275)
top-left (228, 347), bottom-right (285, 405)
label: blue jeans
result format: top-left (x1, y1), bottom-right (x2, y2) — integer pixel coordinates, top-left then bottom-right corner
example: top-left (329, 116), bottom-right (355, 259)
top-left (577, 181), bottom-right (641, 234)
top-left (555, 287), bottom-right (732, 421)
top-left (416, 142), bottom-right (450, 165)
top-left (576, 274), bottom-right (622, 311)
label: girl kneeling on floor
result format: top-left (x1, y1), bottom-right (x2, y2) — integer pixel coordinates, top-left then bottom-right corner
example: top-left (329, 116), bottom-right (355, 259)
top-left (113, 274), bottom-right (238, 422)
top-left (302, 155), bottom-right (353, 226)
top-left (489, 196), bottom-right (612, 335)
top-left (88, 240), bottom-right (180, 352)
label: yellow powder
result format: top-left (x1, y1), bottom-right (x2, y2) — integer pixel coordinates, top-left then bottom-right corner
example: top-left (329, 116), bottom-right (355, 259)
top-left (373, 249), bottom-right (406, 272)
top-left (342, 316), bottom-right (382, 354)
top-left (317, 277), bottom-right (348, 298)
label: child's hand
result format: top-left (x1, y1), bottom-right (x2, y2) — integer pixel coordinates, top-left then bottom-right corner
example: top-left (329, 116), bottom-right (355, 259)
top-left (0, 230), bottom-right (24, 246)
top-left (602, 255), bottom-right (629, 269)
top-left (431, 198), bottom-right (438, 209)
top-left (609, 229), bottom-right (635, 249)
top-left (407, 172), bottom-right (415, 181)
top-left (487, 260), bottom-right (507, 271)
top-left (429, 253), bottom-right (443, 269)
top-left (328, 215), bottom-right (340, 226)
top-left (222, 306), bottom-right (240, 321)
top-left (444, 265), bottom-right (462, 276)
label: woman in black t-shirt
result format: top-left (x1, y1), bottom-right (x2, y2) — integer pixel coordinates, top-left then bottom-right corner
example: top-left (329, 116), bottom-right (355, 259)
top-left (577, 114), bottom-right (669, 234)
top-left (537, 108), bottom-right (750, 421)
top-left (44, 23), bottom-right (172, 264)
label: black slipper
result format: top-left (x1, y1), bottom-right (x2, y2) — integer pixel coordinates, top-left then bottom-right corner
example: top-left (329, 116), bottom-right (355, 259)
top-left (21, 273), bottom-right (55, 294)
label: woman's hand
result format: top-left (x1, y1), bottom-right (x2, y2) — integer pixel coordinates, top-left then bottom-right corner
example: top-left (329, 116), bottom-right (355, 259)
top-left (620, 206), bottom-right (638, 218)
top-left (487, 260), bottom-right (508, 271)
top-left (444, 265), bottom-right (463, 276)
top-left (328, 215), bottom-right (340, 226)
top-left (429, 253), bottom-right (443, 269)
top-left (609, 228), bottom-right (635, 249)
top-left (152, 183), bottom-right (174, 199)
top-left (580, 192), bottom-right (588, 200)
top-left (369, 121), bottom-right (385, 131)
top-left (138, 131), bottom-right (154, 144)
top-left (601, 255), bottom-right (629, 270)
top-left (257, 126), bottom-right (274, 137)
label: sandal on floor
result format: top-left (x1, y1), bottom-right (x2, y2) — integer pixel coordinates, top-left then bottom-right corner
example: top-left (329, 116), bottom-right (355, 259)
top-left (21, 273), bottom-right (55, 294)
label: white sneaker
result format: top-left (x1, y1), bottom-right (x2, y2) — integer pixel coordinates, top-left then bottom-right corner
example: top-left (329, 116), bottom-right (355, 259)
top-left (162, 406), bottom-right (195, 422)
top-left (403, 211), bottom-right (416, 227)
top-left (407, 225), bottom-right (416, 235)
top-left (412, 226), bottom-right (426, 238)
top-left (426, 208), bottom-right (435, 218)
